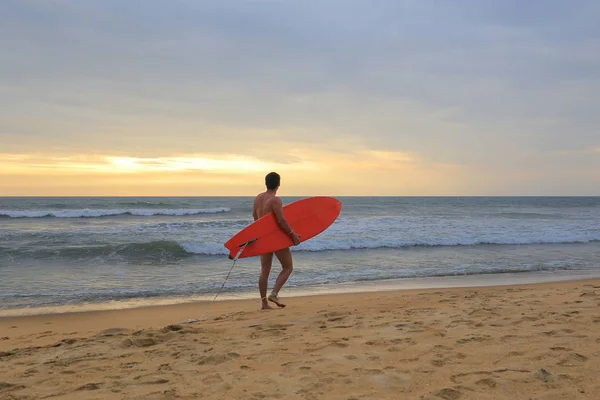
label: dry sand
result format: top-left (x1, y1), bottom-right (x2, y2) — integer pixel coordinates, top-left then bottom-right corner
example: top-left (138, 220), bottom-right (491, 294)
top-left (1, 278), bottom-right (599, 399)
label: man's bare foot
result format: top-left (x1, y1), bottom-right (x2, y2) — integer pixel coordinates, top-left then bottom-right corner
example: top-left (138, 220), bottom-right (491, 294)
top-left (261, 298), bottom-right (274, 310)
top-left (268, 293), bottom-right (286, 308)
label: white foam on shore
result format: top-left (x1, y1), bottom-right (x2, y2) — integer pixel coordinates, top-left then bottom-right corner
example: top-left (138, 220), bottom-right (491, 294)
top-left (2, 269), bottom-right (599, 317)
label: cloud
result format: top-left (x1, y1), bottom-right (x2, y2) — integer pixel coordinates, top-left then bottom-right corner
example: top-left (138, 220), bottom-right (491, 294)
top-left (0, 148), bottom-right (471, 196)
top-left (1, 1), bottom-right (599, 194)
top-left (0, 152), bottom-right (317, 175)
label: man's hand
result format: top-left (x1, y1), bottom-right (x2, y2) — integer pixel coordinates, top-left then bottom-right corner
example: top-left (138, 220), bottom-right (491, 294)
top-left (290, 231), bottom-right (301, 246)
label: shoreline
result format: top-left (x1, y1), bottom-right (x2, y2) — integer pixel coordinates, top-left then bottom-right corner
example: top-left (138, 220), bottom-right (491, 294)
top-left (3, 269), bottom-right (600, 318)
top-left (2, 269), bottom-right (600, 318)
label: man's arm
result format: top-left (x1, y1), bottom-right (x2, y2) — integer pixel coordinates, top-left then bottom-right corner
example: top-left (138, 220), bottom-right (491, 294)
top-left (271, 197), bottom-right (300, 245)
top-left (271, 197), bottom-right (293, 233)
top-left (252, 200), bottom-right (258, 221)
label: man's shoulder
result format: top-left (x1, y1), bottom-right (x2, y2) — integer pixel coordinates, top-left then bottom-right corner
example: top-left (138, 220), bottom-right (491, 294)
top-left (268, 196), bottom-right (283, 207)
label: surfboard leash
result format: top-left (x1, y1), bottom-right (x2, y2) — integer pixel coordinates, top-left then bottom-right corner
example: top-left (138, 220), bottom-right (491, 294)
top-left (178, 238), bottom-right (258, 325)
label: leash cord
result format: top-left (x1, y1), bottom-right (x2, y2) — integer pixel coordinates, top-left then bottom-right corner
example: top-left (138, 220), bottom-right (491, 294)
top-left (178, 239), bottom-right (255, 324)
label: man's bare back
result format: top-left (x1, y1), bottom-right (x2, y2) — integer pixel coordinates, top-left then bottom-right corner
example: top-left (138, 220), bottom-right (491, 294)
top-left (253, 192), bottom-right (278, 220)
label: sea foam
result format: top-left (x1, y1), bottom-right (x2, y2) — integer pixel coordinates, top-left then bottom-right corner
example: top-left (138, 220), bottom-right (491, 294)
top-left (0, 208), bottom-right (231, 218)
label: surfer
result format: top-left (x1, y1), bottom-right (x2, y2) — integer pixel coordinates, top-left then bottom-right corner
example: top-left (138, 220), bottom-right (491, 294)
top-left (253, 172), bottom-right (301, 310)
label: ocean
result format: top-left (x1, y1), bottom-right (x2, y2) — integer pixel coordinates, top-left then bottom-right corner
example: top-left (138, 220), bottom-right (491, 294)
top-left (1, 196), bottom-right (600, 315)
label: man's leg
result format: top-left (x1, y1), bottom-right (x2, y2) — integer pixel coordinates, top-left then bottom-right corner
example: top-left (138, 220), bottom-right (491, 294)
top-left (268, 247), bottom-right (294, 308)
top-left (259, 252), bottom-right (274, 309)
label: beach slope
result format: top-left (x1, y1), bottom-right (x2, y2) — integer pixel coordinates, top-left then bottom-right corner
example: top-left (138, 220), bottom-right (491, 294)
top-left (1, 279), bottom-right (599, 399)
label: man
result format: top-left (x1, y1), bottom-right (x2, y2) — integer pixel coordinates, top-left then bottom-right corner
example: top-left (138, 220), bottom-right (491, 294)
top-left (253, 172), bottom-right (301, 310)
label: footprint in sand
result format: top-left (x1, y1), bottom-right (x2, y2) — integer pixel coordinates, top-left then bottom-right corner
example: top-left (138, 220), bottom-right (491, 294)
top-left (281, 361), bottom-right (301, 367)
top-left (392, 338), bottom-right (416, 345)
top-left (451, 368), bottom-right (531, 386)
top-left (198, 352), bottom-right (240, 365)
top-left (492, 351), bottom-right (525, 365)
top-left (468, 308), bottom-right (499, 318)
top-left (158, 363), bottom-right (172, 371)
top-left (132, 373), bottom-right (171, 386)
top-left (122, 338), bottom-right (157, 348)
top-left (456, 334), bottom-right (491, 345)
top-left (434, 387), bottom-right (462, 400)
top-left (326, 313), bottom-right (350, 322)
top-left (60, 370), bottom-right (77, 375)
top-left (431, 359), bottom-right (446, 367)
top-left (96, 328), bottom-right (133, 338)
top-left (304, 341), bottom-right (349, 353)
top-left (540, 330), bottom-right (558, 337)
top-left (248, 323), bottom-right (292, 338)
top-left (353, 367), bottom-right (384, 375)
top-left (535, 368), bottom-right (554, 382)
top-left (431, 352), bottom-right (467, 368)
top-left (511, 316), bottom-right (539, 325)
top-left (51, 338), bottom-right (78, 348)
top-left (23, 368), bottom-right (39, 377)
top-left (557, 353), bottom-right (588, 367)
top-left (0, 382), bottom-right (26, 394)
top-left (476, 377), bottom-right (497, 388)
top-left (35, 330), bottom-right (55, 339)
top-left (446, 319), bottom-right (472, 328)
top-left (76, 382), bottom-right (102, 391)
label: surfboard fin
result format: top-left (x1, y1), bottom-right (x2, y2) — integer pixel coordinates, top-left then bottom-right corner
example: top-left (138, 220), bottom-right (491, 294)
top-left (239, 238), bottom-right (258, 247)
top-left (226, 238), bottom-right (257, 260)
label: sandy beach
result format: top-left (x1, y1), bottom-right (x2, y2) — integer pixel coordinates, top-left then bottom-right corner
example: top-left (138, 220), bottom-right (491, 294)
top-left (1, 278), bottom-right (599, 400)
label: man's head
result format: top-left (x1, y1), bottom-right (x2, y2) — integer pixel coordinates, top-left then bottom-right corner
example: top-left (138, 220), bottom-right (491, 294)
top-left (265, 172), bottom-right (280, 190)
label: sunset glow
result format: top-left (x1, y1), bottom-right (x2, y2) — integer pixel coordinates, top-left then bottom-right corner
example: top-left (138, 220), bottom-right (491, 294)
top-left (0, 148), bottom-right (471, 196)
top-left (1, 2), bottom-right (599, 196)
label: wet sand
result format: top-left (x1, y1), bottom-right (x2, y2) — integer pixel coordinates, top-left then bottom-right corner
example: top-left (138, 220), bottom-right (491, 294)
top-left (1, 278), bottom-right (599, 399)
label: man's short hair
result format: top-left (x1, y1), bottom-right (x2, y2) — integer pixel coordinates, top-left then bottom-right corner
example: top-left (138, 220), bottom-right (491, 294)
top-left (265, 172), bottom-right (280, 190)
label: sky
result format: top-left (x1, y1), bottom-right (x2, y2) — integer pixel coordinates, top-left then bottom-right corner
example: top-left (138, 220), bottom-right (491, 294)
top-left (1, 0), bottom-right (599, 196)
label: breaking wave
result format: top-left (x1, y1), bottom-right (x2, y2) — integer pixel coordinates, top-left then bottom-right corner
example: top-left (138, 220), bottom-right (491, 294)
top-left (0, 208), bottom-right (231, 218)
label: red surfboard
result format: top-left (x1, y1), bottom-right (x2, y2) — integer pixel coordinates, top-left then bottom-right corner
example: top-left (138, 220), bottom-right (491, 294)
top-left (224, 196), bottom-right (342, 259)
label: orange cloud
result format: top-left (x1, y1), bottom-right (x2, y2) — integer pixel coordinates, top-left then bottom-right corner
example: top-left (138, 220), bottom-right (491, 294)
top-left (0, 153), bottom-right (318, 175)
top-left (0, 148), bottom-right (472, 196)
